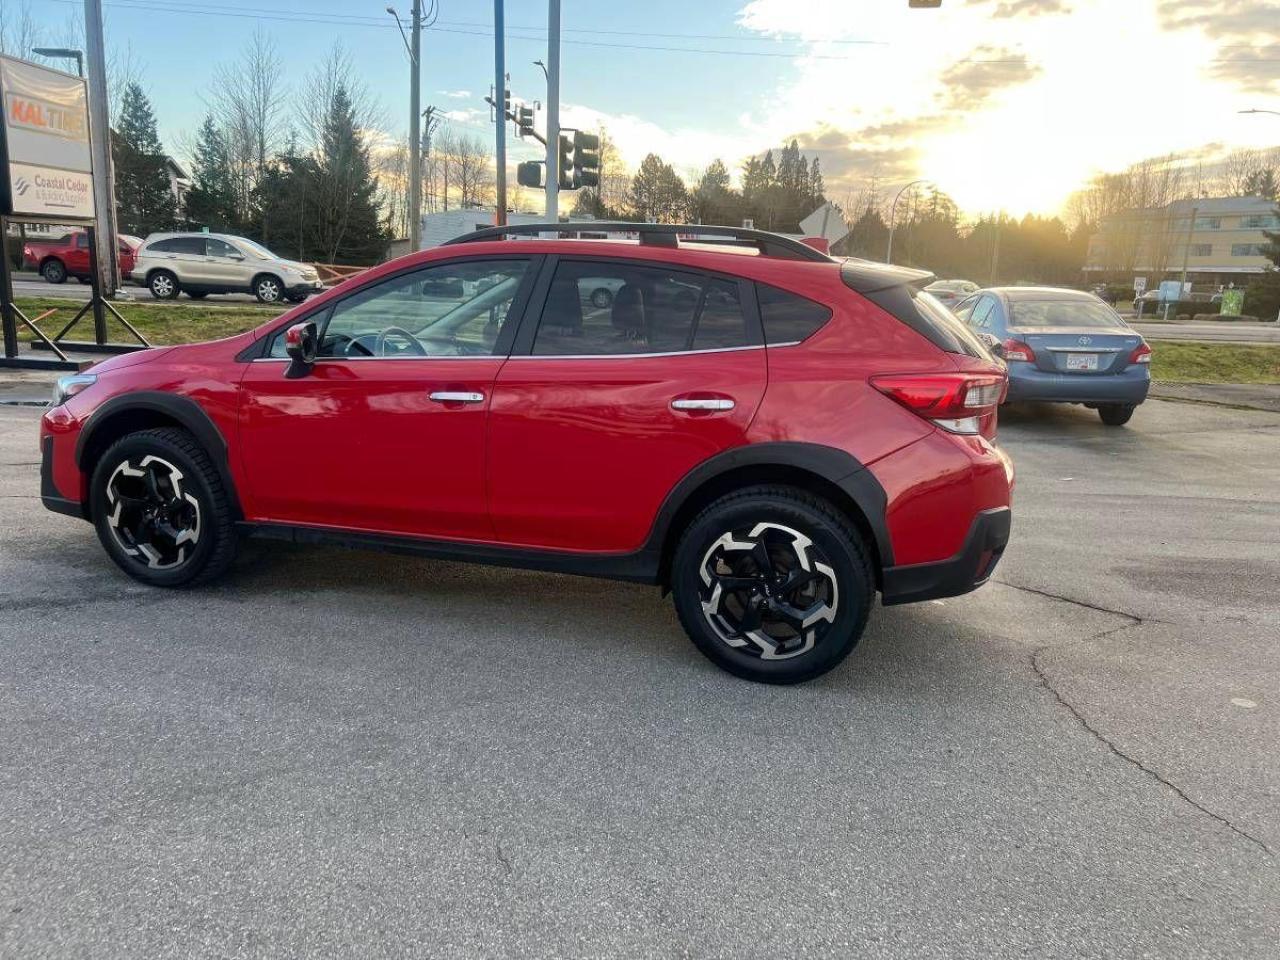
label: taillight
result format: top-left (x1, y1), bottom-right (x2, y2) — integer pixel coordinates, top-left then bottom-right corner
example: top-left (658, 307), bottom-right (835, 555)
top-left (1128, 342), bottom-right (1151, 364)
top-left (871, 372), bottom-right (1006, 435)
top-left (1001, 339), bottom-right (1035, 362)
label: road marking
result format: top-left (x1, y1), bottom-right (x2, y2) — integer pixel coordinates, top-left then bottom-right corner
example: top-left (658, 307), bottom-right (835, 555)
top-left (1231, 697), bottom-right (1258, 709)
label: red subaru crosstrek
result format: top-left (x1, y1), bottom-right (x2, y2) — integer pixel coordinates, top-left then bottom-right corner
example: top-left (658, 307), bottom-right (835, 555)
top-left (40, 224), bottom-right (1012, 684)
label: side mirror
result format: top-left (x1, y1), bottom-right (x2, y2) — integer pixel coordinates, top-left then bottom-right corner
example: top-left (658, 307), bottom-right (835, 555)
top-left (284, 321), bottom-right (318, 377)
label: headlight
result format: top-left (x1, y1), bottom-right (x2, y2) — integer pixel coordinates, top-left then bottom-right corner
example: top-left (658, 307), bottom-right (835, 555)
top-left (52, 373), bottom-right (97, 406)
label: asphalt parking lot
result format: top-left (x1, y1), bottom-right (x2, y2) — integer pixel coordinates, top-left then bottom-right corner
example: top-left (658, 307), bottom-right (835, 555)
top-left (1, 398), bottom-right (1277, 958)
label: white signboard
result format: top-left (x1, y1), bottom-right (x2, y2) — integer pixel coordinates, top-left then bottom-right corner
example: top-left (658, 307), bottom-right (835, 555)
top-left (800, 202), bottom-right (850, 244)
top-left (0, 55), bottom-right (95, 221)
top-left (1133, 276), bottom-right (1147, 294)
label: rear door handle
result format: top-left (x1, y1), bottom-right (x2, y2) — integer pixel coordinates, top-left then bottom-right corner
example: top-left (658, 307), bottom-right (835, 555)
top-left (429, 391), bottom-right (485, 404)
top-left (671, 397), bottom-right (735, 412)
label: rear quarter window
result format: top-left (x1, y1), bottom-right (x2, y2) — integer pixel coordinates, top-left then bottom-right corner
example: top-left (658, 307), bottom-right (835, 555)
top-left (756, 283), bottom-right (832, 344)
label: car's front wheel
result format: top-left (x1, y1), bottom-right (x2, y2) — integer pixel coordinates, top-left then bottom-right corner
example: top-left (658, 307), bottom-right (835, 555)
top-left (671, 486), bottom-right (874, 684)
top-left (90, 427), bottom-right (237, 587)
top-left (1098, 403), bottom-right (1136, 426)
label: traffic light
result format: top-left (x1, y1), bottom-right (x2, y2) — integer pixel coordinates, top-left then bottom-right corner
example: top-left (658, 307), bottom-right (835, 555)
top-left (517, 160), bottom-right (544, 189)
top-left (572, 130), bottom-right (600, 189)
top-left (503, 88), bottom-right (512, 118)
top-left (516, 104), bottom-right (535, 139)
top-left (557, 134), bottom-right (574, 190)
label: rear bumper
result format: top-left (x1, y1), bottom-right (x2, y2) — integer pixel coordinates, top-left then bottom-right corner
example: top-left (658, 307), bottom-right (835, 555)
top-left (880, 506), bottom-right (1011, 605)
top-left (1005, 364), bottom-right (1150, 404)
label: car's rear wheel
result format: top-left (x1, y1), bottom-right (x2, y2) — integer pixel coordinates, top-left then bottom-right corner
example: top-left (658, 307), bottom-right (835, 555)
top-left (254, 275), bottom-right (283, 303)
top-left (89, 427), bottom-right (236, 587)
top-left (148, 270), bottom-right (179, 300)
top-left (671, 486), bottom-right (874, 684)
top-left (41, 259), bottom-right (67, 284)
top-left (1098, 403), bottom-right (1136, 426)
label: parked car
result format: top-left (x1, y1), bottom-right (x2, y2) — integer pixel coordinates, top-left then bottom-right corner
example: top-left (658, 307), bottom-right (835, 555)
top-left (23, 232), bottom-right (142, 285)
top-left (924, 279), bottom-right (979, 307)
top-left (41, 223), bottom-right (1012, 685)
top-left (130, 233), bottom-right (324, 303)
top-left (953, 287), bottom-right (1150, 425)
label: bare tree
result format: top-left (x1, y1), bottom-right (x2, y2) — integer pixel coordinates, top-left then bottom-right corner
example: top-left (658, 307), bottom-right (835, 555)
top-left (376, 139), bottom-right (410, 238)
top-left (0, 1), bottom-right (43, 61)
top-left (209, 29), bottom-right (287, 222)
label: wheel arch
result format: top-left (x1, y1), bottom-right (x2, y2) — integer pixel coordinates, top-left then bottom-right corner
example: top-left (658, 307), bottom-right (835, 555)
top-left (648, 443), bottom-right (892, 589)
top-left (40, 255), bottom-right (65, 274)
top-left (75, 392), bottom-right (243, 520)
top-left (252, 271), bottom-right (284, 293)
top-left (146, 266), bottom-right (178, 286)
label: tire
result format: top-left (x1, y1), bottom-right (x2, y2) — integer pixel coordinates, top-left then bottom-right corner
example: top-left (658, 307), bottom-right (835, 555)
top-left (148, 270), bottom-right (179, 300)
top-left (186, 291), bottom-right (209, 300)
top-left (254, 274), bottom-right (284, 304)
top-left (1098, 403), bottom-right (1136, 426)
top-left (589, 287), bottom-right (614, 309)
top-left (41, 259), bottom-right (67, 284)
top-left (89, 427), bottom-right (237, 587)
top-left (671, 485), bottom-right (874, 684)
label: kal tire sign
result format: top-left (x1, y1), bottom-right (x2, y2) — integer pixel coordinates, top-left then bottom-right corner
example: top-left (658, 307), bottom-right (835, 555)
top-left (0, 55), bottom-right (95, 222)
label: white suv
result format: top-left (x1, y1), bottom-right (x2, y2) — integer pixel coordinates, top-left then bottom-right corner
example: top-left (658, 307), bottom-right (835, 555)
top-left (131, 233), bottom-right (324, 304)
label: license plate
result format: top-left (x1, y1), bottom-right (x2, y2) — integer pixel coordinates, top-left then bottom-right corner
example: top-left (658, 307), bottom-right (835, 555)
top-left (1065, 353), bottom-right (1098, 371)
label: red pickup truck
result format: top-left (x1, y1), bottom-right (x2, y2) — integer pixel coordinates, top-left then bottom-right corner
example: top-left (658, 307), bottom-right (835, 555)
top-left (23, 232), bottom-right (142, 285)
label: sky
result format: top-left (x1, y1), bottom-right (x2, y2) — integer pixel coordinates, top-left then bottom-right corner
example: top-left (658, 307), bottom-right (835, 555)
top-left (21, 0), bottom-right (1280, 218)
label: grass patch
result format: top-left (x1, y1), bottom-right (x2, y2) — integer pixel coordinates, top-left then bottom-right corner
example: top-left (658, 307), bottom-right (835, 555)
top-left (1149, 340), bottom-right (1280, 385)
top-left (15, 296), bottom-right (283, 346)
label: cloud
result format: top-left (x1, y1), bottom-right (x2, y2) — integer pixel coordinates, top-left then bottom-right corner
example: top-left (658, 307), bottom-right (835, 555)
top-left (439, 89), bottom-right (471, 99)
top-left (986, 0), bottom-right (1072, 17)
top-left (1157, 0), bottom-right (1280, 93)
top-left (939, 47), bottom-right (1043, 109)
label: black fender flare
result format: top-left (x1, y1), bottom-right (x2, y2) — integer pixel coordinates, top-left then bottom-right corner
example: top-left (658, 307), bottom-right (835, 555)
top-left (641, 441), bottom-right (893, 573)
top-left (75, 391), bottom-right (243, 519)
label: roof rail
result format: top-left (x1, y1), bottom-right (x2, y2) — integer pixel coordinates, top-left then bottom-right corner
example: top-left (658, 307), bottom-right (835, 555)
top-left (440, 221), bottom-right (833, 263)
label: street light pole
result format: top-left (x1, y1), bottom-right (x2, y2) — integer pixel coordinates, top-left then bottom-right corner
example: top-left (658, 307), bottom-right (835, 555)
top-left (493, 0), bottom-right (507, 225)
top-left (886, 179), bottom-right (927, 264)
top-left (545, 0), bottom-right (561, 223)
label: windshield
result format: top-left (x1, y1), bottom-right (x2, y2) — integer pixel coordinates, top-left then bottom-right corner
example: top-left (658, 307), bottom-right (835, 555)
top-left (234, 238), bottom-right (279, 260)
top-left (1010, 299), bottom-right (1126, 329)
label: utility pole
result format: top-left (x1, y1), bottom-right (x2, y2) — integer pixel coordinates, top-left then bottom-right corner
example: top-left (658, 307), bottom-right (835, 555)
top-left (409, 0), bottom-right (422, 249)
top-left (84, 0), bottom-right (119, 297)
top-left (1178, 204), bottom-right (1198, 293)
top-left (422, 105), bottom-right (437, 214)
top-left (545, 0), bottom-right (561, 222)
top-left (493, 0), bottom-right (507, 225)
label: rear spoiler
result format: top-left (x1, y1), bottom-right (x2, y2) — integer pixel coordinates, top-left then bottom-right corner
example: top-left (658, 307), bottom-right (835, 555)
top-left (839, 258), bottom-right (934, 294)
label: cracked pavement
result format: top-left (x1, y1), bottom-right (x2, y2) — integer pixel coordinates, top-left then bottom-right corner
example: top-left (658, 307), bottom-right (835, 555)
top-left (1, 398), bottom-right (1278, 958)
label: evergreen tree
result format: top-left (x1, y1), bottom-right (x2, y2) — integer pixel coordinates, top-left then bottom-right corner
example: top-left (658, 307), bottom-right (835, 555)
top-left (112, 83), bottom-right (176, 235)
top-left (184, 114), bottom-right (239, 232)
top-left (691, 159), bottom-right (738, 225)
top-left (628, 154), bottom-right (688, 223)
top-left (310, 83), bottom-right (387, 264)
top-left (808, 158), bottom-right (825, 205)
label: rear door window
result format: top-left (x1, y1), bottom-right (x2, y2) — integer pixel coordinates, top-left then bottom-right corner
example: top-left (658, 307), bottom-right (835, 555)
top-left (532, 261), bottom-right (755, 356)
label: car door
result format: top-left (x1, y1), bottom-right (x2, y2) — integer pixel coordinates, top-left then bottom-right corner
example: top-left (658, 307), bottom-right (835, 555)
top-left (486, 256), bottom-right (767, 553)
top-left (238, 255), bottom-right (538, 540)
top-left (67, 233), bottom-right (90, 274)
top-left (203, 237), bottom-right (247, 291)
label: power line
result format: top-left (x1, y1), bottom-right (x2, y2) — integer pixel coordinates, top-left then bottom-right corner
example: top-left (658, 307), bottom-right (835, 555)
top-left (40, 0), bottom-right (1280, 64)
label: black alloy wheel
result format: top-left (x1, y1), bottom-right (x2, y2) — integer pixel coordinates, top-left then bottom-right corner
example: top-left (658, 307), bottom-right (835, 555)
top-left (672, 486), bottom-right (873, 684)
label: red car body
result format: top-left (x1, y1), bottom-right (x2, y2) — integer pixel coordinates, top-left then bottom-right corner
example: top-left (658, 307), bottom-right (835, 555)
top-left (41, 228), bottom-right (1012, 635)
top-left (24, 232), bottom-right (139, 283)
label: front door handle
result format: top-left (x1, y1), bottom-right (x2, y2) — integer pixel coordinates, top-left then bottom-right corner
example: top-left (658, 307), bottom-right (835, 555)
top-left (429, 391), bottom-right (485, 404)
top-left (671, 397), bottom-right (735, 412)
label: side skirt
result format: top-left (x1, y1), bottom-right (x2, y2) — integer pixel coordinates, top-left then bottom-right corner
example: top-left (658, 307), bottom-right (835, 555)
top-left (238, 522), bottom-right (662, 584)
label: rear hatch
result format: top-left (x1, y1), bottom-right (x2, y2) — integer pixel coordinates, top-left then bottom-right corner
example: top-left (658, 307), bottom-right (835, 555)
top-left (1015, 327), bottom-right (1143, 375)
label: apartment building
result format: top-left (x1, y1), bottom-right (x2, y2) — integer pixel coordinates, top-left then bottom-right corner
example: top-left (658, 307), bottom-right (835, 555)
top-left (1085, 196), bottom-right (1278, 288)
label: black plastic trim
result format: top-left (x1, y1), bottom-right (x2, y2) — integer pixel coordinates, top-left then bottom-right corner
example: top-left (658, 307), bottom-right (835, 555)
top-left (839, 258), bottom-right (933, 294)
top-left (880, 506), bottom-right (1011, 605)
top-left (241, 522), bottom-right (661, 583)
top-left (639, 441), bottom-right (893, 570)
top-left (74, 392), bottom-right (243, 520)
top-left (40, 436), bottom-right (86, 519)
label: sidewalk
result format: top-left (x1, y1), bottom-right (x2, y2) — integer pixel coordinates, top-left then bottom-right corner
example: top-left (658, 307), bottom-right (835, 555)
top-left (1150, 381), bottom-right (1280, 413)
